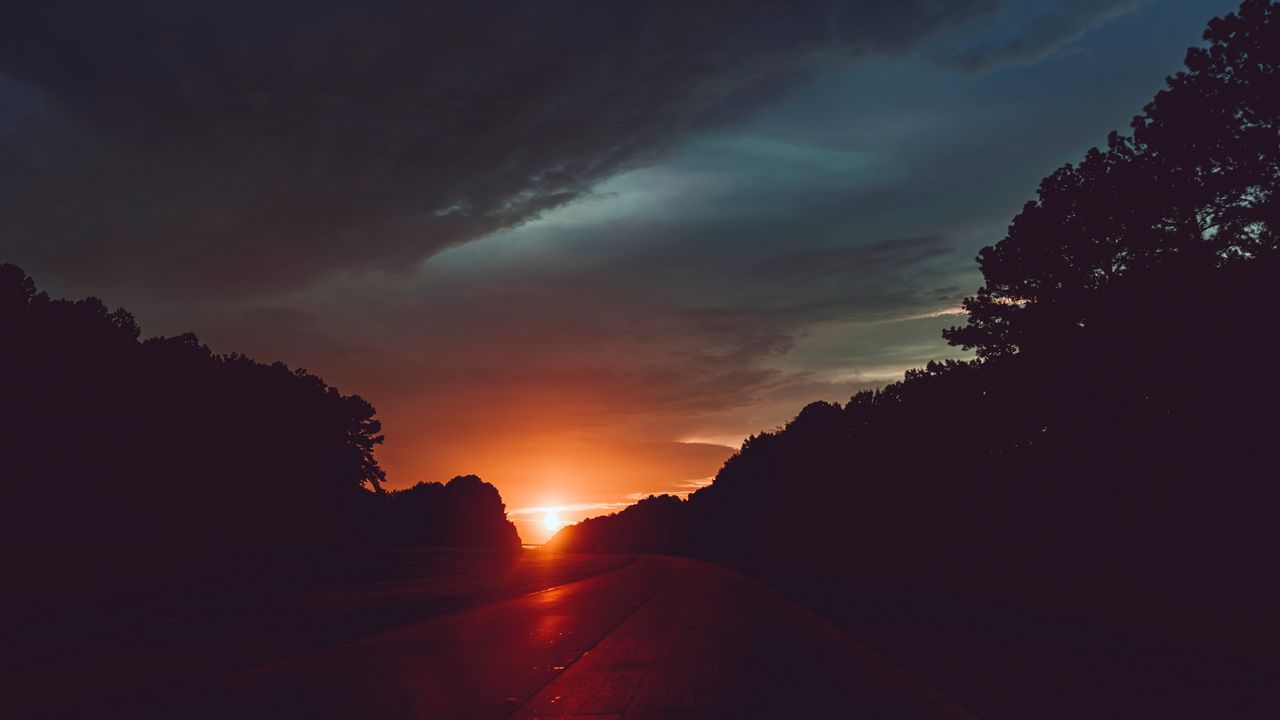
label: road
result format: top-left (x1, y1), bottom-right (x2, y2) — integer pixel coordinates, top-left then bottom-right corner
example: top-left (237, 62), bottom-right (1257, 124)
top-left (9, 547), bottom-right (625, 718)
top-left (82, 555), bottom-right (975, 719)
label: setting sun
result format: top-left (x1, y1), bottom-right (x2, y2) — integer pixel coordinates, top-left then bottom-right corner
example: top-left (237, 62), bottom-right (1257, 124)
top-left (541, 512), bottom-right (563, 533)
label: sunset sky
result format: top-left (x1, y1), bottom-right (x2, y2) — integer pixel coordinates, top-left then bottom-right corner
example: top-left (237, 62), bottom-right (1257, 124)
top-left (0, 0), bottom-right (1236, 542)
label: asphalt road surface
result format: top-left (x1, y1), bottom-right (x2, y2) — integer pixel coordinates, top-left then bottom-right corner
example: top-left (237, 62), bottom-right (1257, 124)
top-left (9, 548), bottom-right (625, 718)
top-left (83, 555), bottom-right (975, 719)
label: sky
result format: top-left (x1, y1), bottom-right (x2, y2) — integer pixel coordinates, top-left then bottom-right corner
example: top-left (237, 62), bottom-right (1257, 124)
top-left (0, 0), bottom-right (1241, 542)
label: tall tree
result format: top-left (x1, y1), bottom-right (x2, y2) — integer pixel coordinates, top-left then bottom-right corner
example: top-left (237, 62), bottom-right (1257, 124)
top-left (946, 0), bottom-right (1280, 359)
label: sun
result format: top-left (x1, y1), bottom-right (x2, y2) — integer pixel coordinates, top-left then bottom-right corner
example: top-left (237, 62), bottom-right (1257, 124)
top-left (541, 511), bottom-right (563, 533)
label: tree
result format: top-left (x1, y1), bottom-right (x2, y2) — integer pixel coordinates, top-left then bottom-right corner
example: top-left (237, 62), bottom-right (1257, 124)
top-left (1134, 0), bottom-right (1280, 260)
top-left (946, 0), bottom-right (1280, 359)
top-left (0, 264), bottom-right (390, 545)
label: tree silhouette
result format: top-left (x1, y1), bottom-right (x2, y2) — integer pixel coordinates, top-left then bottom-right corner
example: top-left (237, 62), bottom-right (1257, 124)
top-left (363, 475), bottom-right (520, 549)
top-left (0, 265), bottom-right (518, 549)
top-left (945, 0), bottom-right (1279, 359)
top-left (546, 494), bottom-right (690, 555)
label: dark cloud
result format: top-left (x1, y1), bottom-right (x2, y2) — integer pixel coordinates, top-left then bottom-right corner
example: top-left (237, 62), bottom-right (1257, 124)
top-left (0, 0), bottom-right (1003, 297)
top-left (939, 0), bottom-right (1144, 73)
top-left (0, 0), bottom-right (1219, 506)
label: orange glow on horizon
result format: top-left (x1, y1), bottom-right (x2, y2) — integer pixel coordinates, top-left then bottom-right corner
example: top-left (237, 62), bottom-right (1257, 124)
top-left (373, 419), bottom-right (739, 545)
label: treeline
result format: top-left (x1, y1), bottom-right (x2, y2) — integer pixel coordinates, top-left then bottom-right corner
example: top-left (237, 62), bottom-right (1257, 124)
top-left (362, 475), bottom-right (520, 548)
top-left (0, 267), bottom-right (518, 549)
top-left (548, 0), bottom-right (1280, 651)
top-left (558, 494), bottom-right (691, 555)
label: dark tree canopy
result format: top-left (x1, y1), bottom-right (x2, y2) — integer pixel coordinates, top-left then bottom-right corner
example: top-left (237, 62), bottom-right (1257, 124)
top-left (945, 0), bottom-right (1279, 359)
top-left (363, 475), bottom-right (520, 549)
top-left (0, 265), bottom-right (518, 549)
top-left (545, 494), bottom-right (689, 555)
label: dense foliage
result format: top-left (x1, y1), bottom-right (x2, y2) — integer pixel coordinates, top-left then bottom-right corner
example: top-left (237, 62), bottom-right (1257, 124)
top-left (365, 475), bottom-right (521, 548)
top-left (946, 0), bottom-right (1278, 358)
top-left (0, 269), bottom-right (518, 549)
top-left (554, 494), bottom-right (691, 555)
top-left (548, 1), bottom-right (1280, 651)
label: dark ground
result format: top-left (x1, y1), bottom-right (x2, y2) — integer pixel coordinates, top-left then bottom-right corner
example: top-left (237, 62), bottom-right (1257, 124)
top-left (2, 546), bottom-right (628, 718)
top-left (60, 555), bottom-right (970, 720)
top-left (9, 548), bottom-right (1279, 719)
top-left (735, 564), bottom-right (1280, 719)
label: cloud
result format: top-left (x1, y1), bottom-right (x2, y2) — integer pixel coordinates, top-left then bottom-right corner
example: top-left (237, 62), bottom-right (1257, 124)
top-left (938, 0), bottom-right (1144, 73)
top-left (0, 0), bottom-right (1006, 297)
top-left (508, 502), bottom-right (630, 519)
top-left (0, 0), bottom-right (1223, 544)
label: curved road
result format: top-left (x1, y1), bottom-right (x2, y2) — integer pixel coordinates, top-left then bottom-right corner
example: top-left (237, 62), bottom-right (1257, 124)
top-left (99, 556), bottom-right (975, 719)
